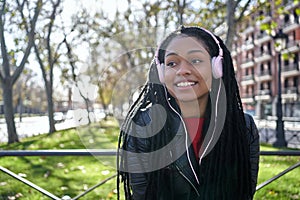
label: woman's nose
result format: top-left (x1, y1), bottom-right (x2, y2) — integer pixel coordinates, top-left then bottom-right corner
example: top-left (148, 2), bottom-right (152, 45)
top-left (176, 60), bottom-right (192, 75)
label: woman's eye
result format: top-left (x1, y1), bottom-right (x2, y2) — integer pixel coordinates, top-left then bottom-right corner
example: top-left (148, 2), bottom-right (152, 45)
top-left (191, 59), bottom-right (202, 64)
top-left (166, 61), bottom-right (176, 67)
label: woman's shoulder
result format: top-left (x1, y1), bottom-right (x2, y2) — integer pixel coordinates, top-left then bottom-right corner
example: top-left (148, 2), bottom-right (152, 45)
top-left (244, 113), bottom-right (256, 126)
top-left (243, 113), bottom-right (259, 144)
top-left (133, 104), bottom-right (168, 126)
top-left (132, 107), bottom-right (152, 127)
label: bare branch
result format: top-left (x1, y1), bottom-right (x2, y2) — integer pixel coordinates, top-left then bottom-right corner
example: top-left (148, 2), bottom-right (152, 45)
top-left (33, 38), bottom-right (48, 83)
top-left (63, 36), bottom-right (76, 81)
top-left (47, 0), bottom-right (61, 70)
top-left (235, 0), bottom-right (251, 23)
top-left (12, 0), bottom-right (43, 84)
top-left (16, 0), bottom-right (29, 32)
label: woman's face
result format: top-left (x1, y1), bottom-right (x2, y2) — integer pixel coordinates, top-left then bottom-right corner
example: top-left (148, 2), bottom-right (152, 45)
top-left (163, 36), bottom-right (212, 104)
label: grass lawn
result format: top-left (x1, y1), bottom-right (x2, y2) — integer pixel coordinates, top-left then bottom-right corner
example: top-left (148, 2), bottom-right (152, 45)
top-left (0, 117), bottom-right (300, 200)
top-left (254, 144), bottom-right (300, 200)
top-left (0, 118), bottom-right (123, 200)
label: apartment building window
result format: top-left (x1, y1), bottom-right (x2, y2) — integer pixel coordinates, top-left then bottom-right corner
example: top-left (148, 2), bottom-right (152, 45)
top-left (259, 62), bottom-right (271, 75)
top-left (257, 43), bottom-right (271, 56)
top-left (284, 7), bottom-right (300, 24)
top-left (245, 33), bottom-right (254, 45)
top-left (294, 9), bottom-right (299, 24)
top-left (244, 67), bottom-right (254, 81)
top-left (295, 54), bottom-right (299, 70)
top-left (283, 53), bottom-right (299, 71)
top-left (259, 7), bottom-right (272, 18)
top-left (265, 42), bottom-right (271, 54)
top-left (284, 77), bottom-right (298, 93)
top-left (259, 81), bottom-right (271, 95)
top-left (245, 51), bottom-right (253, 62)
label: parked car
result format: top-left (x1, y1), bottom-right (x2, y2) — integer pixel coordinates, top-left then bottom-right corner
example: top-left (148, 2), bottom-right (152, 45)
top-left (66, 110), bottom-right (75, 120)
top-left (54, 112), bottom-right (65, 123)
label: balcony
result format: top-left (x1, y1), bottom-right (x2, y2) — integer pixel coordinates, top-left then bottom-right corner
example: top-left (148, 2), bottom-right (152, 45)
top-left (282, 63), bottom-right (300, 77)
top-left (255, 70), bottom-right (273, 82)
top-left (241, 93), bottom-right (255, 103)
top-left (241, 74), bottom-right (255, 86)
top-left (241, 39), bottom-right (255, 51)
top-left (241, 58), bottom-right (255, 69)
top-left (283, 86), bottom-right (298, 94)
top-left (285, 1), bottom-right (300, 10)
top-left (254, 51), bottom-right (272, 63)
top-left (243, 26), bottom-right (255, 35)
top-left (256, 15), bottom-right (272, 26)
top-left (254, 32), bottom-right (272, 45)
top-left (286, 40), bottom-right (300, 53)
top-left (282, 86), bottom-right (299, 101)
top-left (255, 89), bottom-right (272, 101)
top-left (283, 20), bottom-right (300, 32)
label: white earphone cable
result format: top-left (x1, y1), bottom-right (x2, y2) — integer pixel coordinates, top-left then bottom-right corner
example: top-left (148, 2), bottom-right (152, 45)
top-left (163, 86), bottom-right (200, 184)
top-left (199, 79), bottom-right (222, 166)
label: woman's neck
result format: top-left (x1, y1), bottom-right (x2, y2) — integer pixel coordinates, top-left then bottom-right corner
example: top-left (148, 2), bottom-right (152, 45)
top-left (177, 96), bottom-right (208, 118)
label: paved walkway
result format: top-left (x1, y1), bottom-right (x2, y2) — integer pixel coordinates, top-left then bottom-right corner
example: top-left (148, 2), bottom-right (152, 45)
top-left (1, 117), bottom-right (300, 149)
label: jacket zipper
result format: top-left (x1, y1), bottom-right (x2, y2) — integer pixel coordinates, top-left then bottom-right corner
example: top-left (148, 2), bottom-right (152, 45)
top-left (175, 164), bottom-right (200, 196)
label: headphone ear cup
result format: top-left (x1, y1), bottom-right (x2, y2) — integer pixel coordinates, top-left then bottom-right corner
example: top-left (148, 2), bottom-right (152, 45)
top-left (212, 56), bottom-right (223, 79)
top-left (157, 63), bottom-right (165, 83)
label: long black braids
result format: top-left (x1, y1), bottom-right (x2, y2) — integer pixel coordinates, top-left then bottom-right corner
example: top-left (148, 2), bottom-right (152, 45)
top-left (117, 26), bottom-right (252, 199)
top-left (196, 37), bottom-right (251, 199)
top-left (117, 58), bottom-right (169, 199)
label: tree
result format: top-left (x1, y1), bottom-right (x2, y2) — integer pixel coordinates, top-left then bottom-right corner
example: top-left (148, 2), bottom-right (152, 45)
top-left (63, 36), bottom-right (97, 124)
top-left (183, 0), bottom-right (252, 50)
top-left (70, 0), bottom-right (179, 119)
top-left (0, 0), bottom-right (42, 144)
top-left (15, 68), bottom-right (37, 122)
top-left (33, 0), bottom-right (63, 133)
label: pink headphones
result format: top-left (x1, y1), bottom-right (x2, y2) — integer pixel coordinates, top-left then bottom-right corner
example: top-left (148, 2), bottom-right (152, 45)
top-left (155, 27), bottom-right (223, 82)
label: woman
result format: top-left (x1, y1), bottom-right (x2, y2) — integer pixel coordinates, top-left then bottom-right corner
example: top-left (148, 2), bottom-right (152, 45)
top-left (117, 26), bottom-right (259, 200)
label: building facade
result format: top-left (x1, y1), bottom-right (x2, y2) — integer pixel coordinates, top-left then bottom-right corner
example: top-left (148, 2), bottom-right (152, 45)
top-left (231, 2), bottom-right (300, 120)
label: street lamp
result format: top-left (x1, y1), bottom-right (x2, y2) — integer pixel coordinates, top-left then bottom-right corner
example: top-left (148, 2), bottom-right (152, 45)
top-left (273, 29), bottom-right (288, 147)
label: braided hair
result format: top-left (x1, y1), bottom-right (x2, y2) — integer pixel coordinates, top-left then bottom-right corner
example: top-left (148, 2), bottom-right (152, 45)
top-left (117, 26), bottom-right (251, 199)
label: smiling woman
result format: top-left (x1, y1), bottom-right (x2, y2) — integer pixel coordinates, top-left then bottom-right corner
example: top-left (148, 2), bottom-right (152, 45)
top-left (117, 26), bottom-right (260, 200)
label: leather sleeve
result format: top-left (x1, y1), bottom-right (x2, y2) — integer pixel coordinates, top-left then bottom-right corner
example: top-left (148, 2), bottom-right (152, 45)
top-left (244, 113), bottom-right (260, 197)
top-left (123, 111), bottom-right (152, 200)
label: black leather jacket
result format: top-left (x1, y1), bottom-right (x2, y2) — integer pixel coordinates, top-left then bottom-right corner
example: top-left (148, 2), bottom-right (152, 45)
top-left (123, 107), bottom-right (259, 200)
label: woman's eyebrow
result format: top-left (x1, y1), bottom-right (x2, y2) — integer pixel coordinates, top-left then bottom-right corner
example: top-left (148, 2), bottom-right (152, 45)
top-left (165, 49), bottom-right (204, 58)
top-left (187, 49), bottom-right (204, 54)
top-left (165, 52), bottom-right (178, 58)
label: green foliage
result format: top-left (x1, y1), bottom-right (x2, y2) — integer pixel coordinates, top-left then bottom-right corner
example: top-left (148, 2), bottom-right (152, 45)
top-left (296, 8), bottom-right (300, 15)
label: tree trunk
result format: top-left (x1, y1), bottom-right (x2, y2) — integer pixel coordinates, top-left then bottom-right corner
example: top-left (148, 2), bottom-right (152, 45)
top-left (46, 83), bottom-right (56, 133)
top-left (84, 97), bottom-right (91, 124)
top-left (226, 1), bottom-right (236, 51)
top-left (3, 83), bottom-right (19, 144)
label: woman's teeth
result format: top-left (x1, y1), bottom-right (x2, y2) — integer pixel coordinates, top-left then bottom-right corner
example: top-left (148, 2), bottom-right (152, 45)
top-left (176, 82), bottom-right (196, 87)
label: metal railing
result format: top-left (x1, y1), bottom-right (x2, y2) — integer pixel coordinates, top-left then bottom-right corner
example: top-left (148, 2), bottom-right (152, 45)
top-left (256, 150), bottom-right (300, 191)
top-left (1, 149), bottom-right (300, 199)
top-left (0, 149), bottom-right (117, 200)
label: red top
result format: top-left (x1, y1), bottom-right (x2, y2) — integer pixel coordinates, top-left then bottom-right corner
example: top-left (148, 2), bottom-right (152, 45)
top-left (183, 118), bottom-right (205, 160)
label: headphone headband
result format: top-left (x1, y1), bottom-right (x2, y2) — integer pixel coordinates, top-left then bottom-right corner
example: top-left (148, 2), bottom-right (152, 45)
top-left (199, 27), bottom-right (223, 57)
